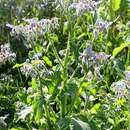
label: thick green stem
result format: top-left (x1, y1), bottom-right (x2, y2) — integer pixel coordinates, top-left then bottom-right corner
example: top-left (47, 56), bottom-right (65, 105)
top-left (44, 102), bottom-right (52, 130)
top-left (67, 74), bottom-right (87, 114)
top-left (69, 66), bottom-right (79, 81)
top-left (64, 32), bottom-right (71, 66)
top-left (59, 10), bottom-right (73, 117)
top-left (60, 32), bottom-right (71, 117)
top-left (50, 39), bottom-right (69, 118)
top-left (127, 93), bottom-right (130, 129)
top-left (126, 47), bottom-right (130, 69)
top-left (52, 42), bottom-right (64, 68)
top-left (38, 74), bottom-right (52, 130)
top-left (61, 89), bottom-right (67, 117)
top-left (110, 0), bottom-right (115, 20)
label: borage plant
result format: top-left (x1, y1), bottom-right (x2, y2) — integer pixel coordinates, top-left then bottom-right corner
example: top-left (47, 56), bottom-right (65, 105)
top-left (0, 0), bottom-right (130, 130)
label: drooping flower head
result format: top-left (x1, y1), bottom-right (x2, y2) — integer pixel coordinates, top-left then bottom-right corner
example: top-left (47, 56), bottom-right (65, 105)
top-left (95, 52), bottom-right (111, 60)
top-left (7, 17), bottom-right (59, 43)
top-left (0, 44), bottom-right (16, 66)
top-left (111, 80), bottom-right (128, 98)
top-left (69, 0), bottom-right (99, 15)
top-left (125, 71), bottom-right (130, 81)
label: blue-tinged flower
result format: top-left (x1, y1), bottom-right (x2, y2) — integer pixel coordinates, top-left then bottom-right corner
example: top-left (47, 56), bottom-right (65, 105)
top-left (23, 18), bottom-right (38, 24)
top-left (69, 0), bottom-right (99, 15)
top-left (127, 21), bottom-right (130, 28)
top-left (20, 58), bottom-right (47, 77)
top-left (0, 44), bottom-right (16, 65)
top-left (20, 62), bottom-right (37, 77)
top-left (111, 80), bottom-right (128, 98)
top-left (32, 59), bottom-right (45, 69)
top-left (92, 29), bottom-right (99, 38)
top-left (95, 19), bottom-right (112, 31)
top-left (94, 66), bottom-right (103, 81)
top-left (34, 53), bottom-right (42, 60)
top-left (95, 52), bottom-right (111, 60)
top-left (86, 71), bottom-right (93, 81)
top-left (0, 73), bottom-right (13, 83)
top-left (125, 71), bottom-right (130, 81)
top-left (7, 17), bottom-right (59, 43)
top-left (46, 70), bottom-right (53, 76)
top-left (80, 44), bottom-right (95, 63)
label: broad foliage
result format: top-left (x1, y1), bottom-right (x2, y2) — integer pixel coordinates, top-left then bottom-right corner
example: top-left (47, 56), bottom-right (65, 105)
top-left (0, 0), bottom-right (130, 130)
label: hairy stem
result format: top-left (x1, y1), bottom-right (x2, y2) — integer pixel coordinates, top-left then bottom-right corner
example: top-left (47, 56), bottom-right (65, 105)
top-left (38, 73), bottom-right (52, 130)
top-left (60, 32), bottom-right (71, 117)
top-left (52, 42), bottom-right (64, 68)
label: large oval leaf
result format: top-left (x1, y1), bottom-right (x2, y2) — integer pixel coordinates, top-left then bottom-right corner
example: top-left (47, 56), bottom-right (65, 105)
top-left (112, 43), bottom-right (127, 57)
top-left (72, 118), bottom-right (91, 130)
top-left (112, 0), bottom-right (121, 11)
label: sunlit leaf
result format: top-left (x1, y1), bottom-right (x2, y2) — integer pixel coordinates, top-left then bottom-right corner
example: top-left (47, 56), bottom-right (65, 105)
top-left (32, 78), bottom-right (37, 89)
top-left (13, 63), bottom-right (23, 69)
top-left (10, 128), bottom-right (24, 130)
top-left (112, 0), bottom-right (121, 11)
top-left (72, 118), bottom-right (91, 130)
top-left (90, 103), bottom-right (101, 114)
top-left (112, 43), bottom-right (127, 57)
top-left (108, 117), bottom-right (114, 125)
top-left (43, 56), bottom-right (52, 67)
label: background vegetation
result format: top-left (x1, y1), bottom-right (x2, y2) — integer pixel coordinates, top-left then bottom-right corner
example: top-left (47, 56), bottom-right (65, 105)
top-left (0, 0), bottom-right (130, 130)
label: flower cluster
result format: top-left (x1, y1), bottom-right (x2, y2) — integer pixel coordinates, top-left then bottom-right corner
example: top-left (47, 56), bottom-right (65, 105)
top-left (31, 59), bottom-right (45, 69)
top-left (127, 21), bottom-right (130, 28)
top-left (80, 44), bottom-right (111, 80)
top-left (7, 17), bottom-right (59, 42)
top-left (15, 101), bottom-right (32, 120)
top-left (20, 62), bottom-right (36, 77)
top-left (33, 53), bottom-right (42, 60)
top-left (0, 73), bottom-right (14, 83)
top-left (111, 80), bottom-right (129, 98)
top-left (95, 20), bottom-right (111, 30)
top-left (94, 66), bottom-right (103, 81)
top-left (20, 58), bottom-right (45, 77)
top-left (125, 71), bottom-right (130, 81)
top-left (92, 19), bottom-right (112, 38)
top-left (80, 44), bottom-right (111, 63)
top-left (0, 44), bottom-right (16, 65)
top-left (95, 52), bottom-right (111, 60)
top-left (69, 0), bottom-right (98, 15)
top-left (80, 44), bottom-right (95, 64)
top-left (111, 69), bottom-right (130, 98)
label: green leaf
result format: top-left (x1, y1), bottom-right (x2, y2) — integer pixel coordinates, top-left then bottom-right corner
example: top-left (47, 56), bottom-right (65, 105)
top-left (10, 128), bottom-right (24, 130)
top-left (72, 118), bottom-right (91, 130)
top-left (50, 34), bottom-right (59, 43)
top-left (35, 106), bottom-right (43, 123)
top-left (13, 63), bottom-right (23, 69)
top-left (33, 97), bottom-right (44, 124)
top-left (32, 78), bottom-right (37, 89)
top-left (116, 117), bottom-right (127, 125)
top-left (63, 22), bottom-right (68, 34)
top-left (90, 103), bottom-right (101, 114)
top-left (57, 117), bottom-right (71, 130)
top-left (18, 106), bottom-right (32, 120)
top-left (43, 56), bottom-right (52, 67)
top-left (77, 33), bottom-right (86, 40)
top-left (112, 0), bottom-right (121, 11)
top-left (48, 71), bottom-right (61, 99)
top-left (108, 117), bottom-right (114, 125)
top-left (67, 81), bottom-right (78, 97)
top-left (35, 44), bottom-right (42, 53)
top-left (112, 43), bottom-right (127, 57)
